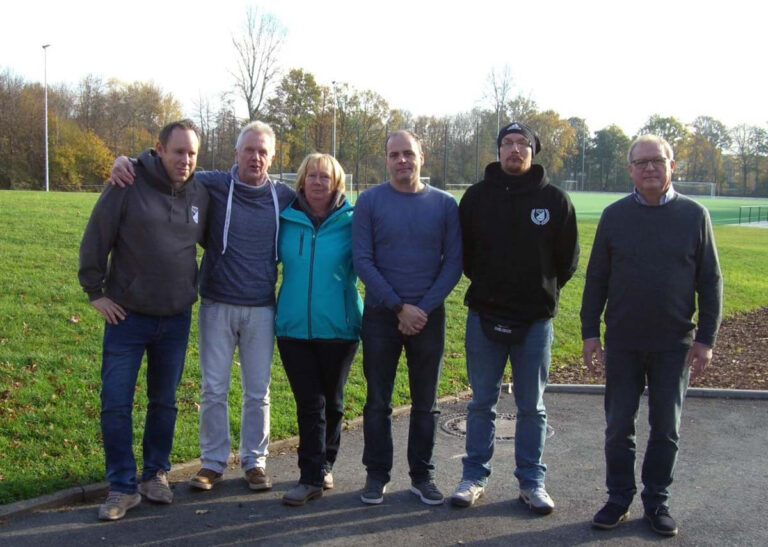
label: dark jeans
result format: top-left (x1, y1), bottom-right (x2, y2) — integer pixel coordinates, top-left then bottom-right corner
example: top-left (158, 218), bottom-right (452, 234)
top-left (603, 347), bottom-right (689, 510)
top-left (277, 338), bottom-right (358, 487)
top-left (100, 309), bottom-right (191, 494)
top-left (361, 305), bottom-right (445, 484)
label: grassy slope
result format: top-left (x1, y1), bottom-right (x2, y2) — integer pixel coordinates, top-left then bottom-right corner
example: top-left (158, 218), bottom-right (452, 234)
top-left (1, 190), bottom-right (766, 503)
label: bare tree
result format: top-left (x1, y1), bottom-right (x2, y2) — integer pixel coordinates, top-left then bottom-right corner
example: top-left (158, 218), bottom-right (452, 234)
top-left (484, 65), bottom-right (514, 136)
top-left (231, 6), bottom-right (286, 121)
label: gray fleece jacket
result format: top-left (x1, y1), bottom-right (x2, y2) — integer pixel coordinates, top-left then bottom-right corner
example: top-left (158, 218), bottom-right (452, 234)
top-left (78, 153), bottom-right (209, 316)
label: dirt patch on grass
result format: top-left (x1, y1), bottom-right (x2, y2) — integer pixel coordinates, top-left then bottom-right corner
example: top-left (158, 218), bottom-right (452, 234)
top-left (550, 307), bottom-right (768, 390)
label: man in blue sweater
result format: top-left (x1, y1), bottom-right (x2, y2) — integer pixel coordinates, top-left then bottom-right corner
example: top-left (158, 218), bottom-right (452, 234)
top-left (353, 130), bottom-right (462, 505)
top-left (111, 121), bottom-right (294, 493)
top-left (581, 134), bottom-right (722, 536)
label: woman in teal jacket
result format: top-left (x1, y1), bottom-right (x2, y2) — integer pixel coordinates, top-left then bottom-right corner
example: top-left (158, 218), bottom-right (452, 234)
top-left (275, 153), bottom-right (363, 506)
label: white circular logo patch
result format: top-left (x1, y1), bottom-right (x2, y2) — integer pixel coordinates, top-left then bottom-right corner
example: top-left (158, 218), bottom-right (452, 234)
top-left (530, 208), bottom-right (550, 225)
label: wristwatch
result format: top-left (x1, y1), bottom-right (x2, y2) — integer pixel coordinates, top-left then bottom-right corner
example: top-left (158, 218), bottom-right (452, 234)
top-left (392, 303), bottom-right (404, 314)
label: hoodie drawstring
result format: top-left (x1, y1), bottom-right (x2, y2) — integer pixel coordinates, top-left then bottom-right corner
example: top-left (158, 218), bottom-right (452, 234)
top-left (222, 177), bottom-right (280, 261)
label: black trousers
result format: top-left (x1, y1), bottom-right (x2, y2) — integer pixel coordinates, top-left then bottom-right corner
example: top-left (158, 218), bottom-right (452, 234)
top-left (277, 338), bottom-right (358, 486)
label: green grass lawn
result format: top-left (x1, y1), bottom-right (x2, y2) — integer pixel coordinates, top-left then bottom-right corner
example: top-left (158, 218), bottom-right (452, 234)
top-left (1, 189), bottom-right (767, 504)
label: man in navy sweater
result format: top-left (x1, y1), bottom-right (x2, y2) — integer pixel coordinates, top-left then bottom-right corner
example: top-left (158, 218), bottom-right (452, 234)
top-left (353, 130), bottom-right (462, 506)
top-left (581, 134), bottom-right (722, 536)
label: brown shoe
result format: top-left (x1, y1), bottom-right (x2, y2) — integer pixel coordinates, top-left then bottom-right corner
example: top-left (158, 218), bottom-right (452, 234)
top-left (190, 468), bottom-right (223, 491)
top-left (323, 472), bottom-right (334, 490)
top-left (245, 467), bottom-right (272, 491)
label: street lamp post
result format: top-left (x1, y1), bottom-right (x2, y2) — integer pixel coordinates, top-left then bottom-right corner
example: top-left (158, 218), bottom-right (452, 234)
top-left (42, 43), bottom-right (50, 192)
top-left (581, 123), bottom-right (586, 191)
top-left (331, 81), bottom-right (337, 158)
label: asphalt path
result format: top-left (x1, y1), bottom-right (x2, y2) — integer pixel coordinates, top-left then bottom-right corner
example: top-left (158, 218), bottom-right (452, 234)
top-left (1, 390), bottom-right (766, 546)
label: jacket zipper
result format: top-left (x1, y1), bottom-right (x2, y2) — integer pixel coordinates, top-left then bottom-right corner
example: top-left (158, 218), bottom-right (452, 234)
top-left (307, 229), bottom-right (317, 339)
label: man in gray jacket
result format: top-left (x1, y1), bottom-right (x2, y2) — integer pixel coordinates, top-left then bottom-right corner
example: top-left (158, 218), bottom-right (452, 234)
top-left (111, 121), bottom-right (294, 493)
top-left (581, 134), bottom-right (722, 536)
top-left (79, 120), bottom-right (209, 521)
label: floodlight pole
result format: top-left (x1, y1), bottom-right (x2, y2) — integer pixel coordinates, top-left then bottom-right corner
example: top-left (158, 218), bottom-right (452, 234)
top-left (43, 44), bottom-right (51, 192)
top-left (581, 122), bottom-right (586, 191)
top-left (331, 81), bottom-right (337, 158)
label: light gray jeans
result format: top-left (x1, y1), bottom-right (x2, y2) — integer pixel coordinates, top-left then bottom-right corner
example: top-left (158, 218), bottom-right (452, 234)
top-left (197, 299), bottom-right (274, 472)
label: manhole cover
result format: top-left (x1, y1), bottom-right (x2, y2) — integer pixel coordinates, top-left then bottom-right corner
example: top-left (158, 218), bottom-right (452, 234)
top-left (440, 412), bottom-right (554, 441)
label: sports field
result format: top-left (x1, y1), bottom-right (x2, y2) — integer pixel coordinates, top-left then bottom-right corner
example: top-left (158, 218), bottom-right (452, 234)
top-left (566, 192), bottom-right (768, 225)
top-left (1, 189), bottom-right (767, 504)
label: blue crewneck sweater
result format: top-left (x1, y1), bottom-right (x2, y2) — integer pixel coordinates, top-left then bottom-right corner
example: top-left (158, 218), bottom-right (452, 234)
top-left (352, 182), bottom-right (462, 313)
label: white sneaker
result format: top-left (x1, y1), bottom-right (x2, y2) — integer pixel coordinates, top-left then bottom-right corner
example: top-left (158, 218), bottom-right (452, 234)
top-left (450, 480), bottom-right (485, 508)
top-left (519, 486), bottom-right (554, 515)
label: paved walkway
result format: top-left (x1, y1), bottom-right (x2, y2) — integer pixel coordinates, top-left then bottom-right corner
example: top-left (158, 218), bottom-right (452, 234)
top-left (1, 390), bottom-right (766, 546)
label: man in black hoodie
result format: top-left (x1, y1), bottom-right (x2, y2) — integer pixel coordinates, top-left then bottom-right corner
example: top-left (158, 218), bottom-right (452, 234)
top-left (79, 120), bottom-right (209, 521)
top-left (450, 122), bottom-right (578, 513)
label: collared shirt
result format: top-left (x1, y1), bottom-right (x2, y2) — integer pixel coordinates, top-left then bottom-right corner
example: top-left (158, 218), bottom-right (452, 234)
top-left (632, 185), bottom-right (676, 206)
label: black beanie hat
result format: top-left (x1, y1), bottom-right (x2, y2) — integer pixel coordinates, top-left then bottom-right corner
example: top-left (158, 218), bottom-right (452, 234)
top-left (497, 122), bottom-right (542, 157)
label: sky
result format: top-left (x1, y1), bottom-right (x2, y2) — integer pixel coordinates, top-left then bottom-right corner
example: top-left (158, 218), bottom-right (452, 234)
top-left (3, 0), bottom-right (765, 137)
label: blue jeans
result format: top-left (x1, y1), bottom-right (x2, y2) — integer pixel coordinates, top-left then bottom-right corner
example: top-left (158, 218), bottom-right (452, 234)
top-left (361, 305), bottom-right (445, 484)
top-left (462, 311), bottom-right (553, 490)
top-left (603, 347), bottom-right (689, 511)
top-left (100, 309), bottom-right (191, 494)
top-left (278, 338), bottom-right (358, 486)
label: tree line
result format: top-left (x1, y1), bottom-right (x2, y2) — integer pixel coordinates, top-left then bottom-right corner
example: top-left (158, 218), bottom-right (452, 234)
top-left (2, 13), bottom-right (766, 196)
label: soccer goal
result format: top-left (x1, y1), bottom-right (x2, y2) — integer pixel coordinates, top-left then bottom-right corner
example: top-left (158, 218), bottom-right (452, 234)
top-left (274, 172), bottom-right (354, 188)
top-left (675, 181), bottom-right (716, 197)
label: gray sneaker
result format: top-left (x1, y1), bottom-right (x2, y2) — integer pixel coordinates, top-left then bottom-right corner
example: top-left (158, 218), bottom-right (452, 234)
top-left (450, 479), bottom-right (485, 508)
top-left (519, 486), bottom-right (554, 515)
top-left (98, 491), bottom-right (141, 521)
top-left (282, 483), bottom-right (323, 506)
top-left (360, 477), bottom-right (387, 505)
top-left (410, 479), bottom-right (445, 505)
top-left (138, 470), bottom-right (173, 504)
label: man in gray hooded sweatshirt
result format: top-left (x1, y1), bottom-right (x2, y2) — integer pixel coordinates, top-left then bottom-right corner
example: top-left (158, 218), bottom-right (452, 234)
top-left (79, 120), bottom-right (209, 521)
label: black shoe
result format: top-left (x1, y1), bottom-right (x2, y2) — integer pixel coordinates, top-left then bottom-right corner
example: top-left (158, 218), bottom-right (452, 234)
top-left (592, 502), bottom-right (630, 530)
top-left (645, 506), bottom-right (678, 536)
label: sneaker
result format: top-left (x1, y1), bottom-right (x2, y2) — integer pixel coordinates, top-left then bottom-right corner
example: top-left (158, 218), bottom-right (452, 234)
top-left (323, 472), bottom-right (334, 490)
top-left (592, 502), bottom-right (630, 529)
top-left (360, 477), bottom-right (387, 505)
top-left (98, 491), bottom-right (141, 521)
top-left (190, 468), bottom-right (223, 491)
top-left (450, 479), bottom-right (485, 508)
top-left (410, 479), bottom-right (445, 506)
top-left (645, 506), bottom-right (678, 536)
top-left (245, 466), bottom-right (272, 491)
top-left (282, 483), bottom-right (323, 506)
top-left (519, 486), bottom-right (554, 515)
top-left (138, 470), bottom-right (173, 504)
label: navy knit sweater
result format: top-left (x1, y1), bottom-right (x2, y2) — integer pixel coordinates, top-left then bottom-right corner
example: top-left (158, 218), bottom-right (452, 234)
top-left (580, 193), bottom-right (722, 351)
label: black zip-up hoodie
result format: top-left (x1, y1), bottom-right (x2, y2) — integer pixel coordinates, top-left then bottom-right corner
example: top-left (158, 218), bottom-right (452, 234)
top-left (78, 153), bottom-right (209, 316)
top-left (459, 162), bottom-right (579, 322)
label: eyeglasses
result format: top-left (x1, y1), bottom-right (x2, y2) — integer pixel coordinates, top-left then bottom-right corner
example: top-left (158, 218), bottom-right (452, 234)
top-left (500, 139), bottom-right (532, 150)
top-left (630, 157), bottom-right (668, 169)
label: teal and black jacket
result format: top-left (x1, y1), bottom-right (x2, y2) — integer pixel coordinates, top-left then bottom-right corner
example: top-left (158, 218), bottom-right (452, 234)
top-left (275, 199), bottom-right (363, 341)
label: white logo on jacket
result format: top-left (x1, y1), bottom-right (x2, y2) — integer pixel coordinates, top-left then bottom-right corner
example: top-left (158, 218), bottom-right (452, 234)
top-left (530, 208), bottom-right (550, 225)
top-left (191, 206), bottom-right (199, 224)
